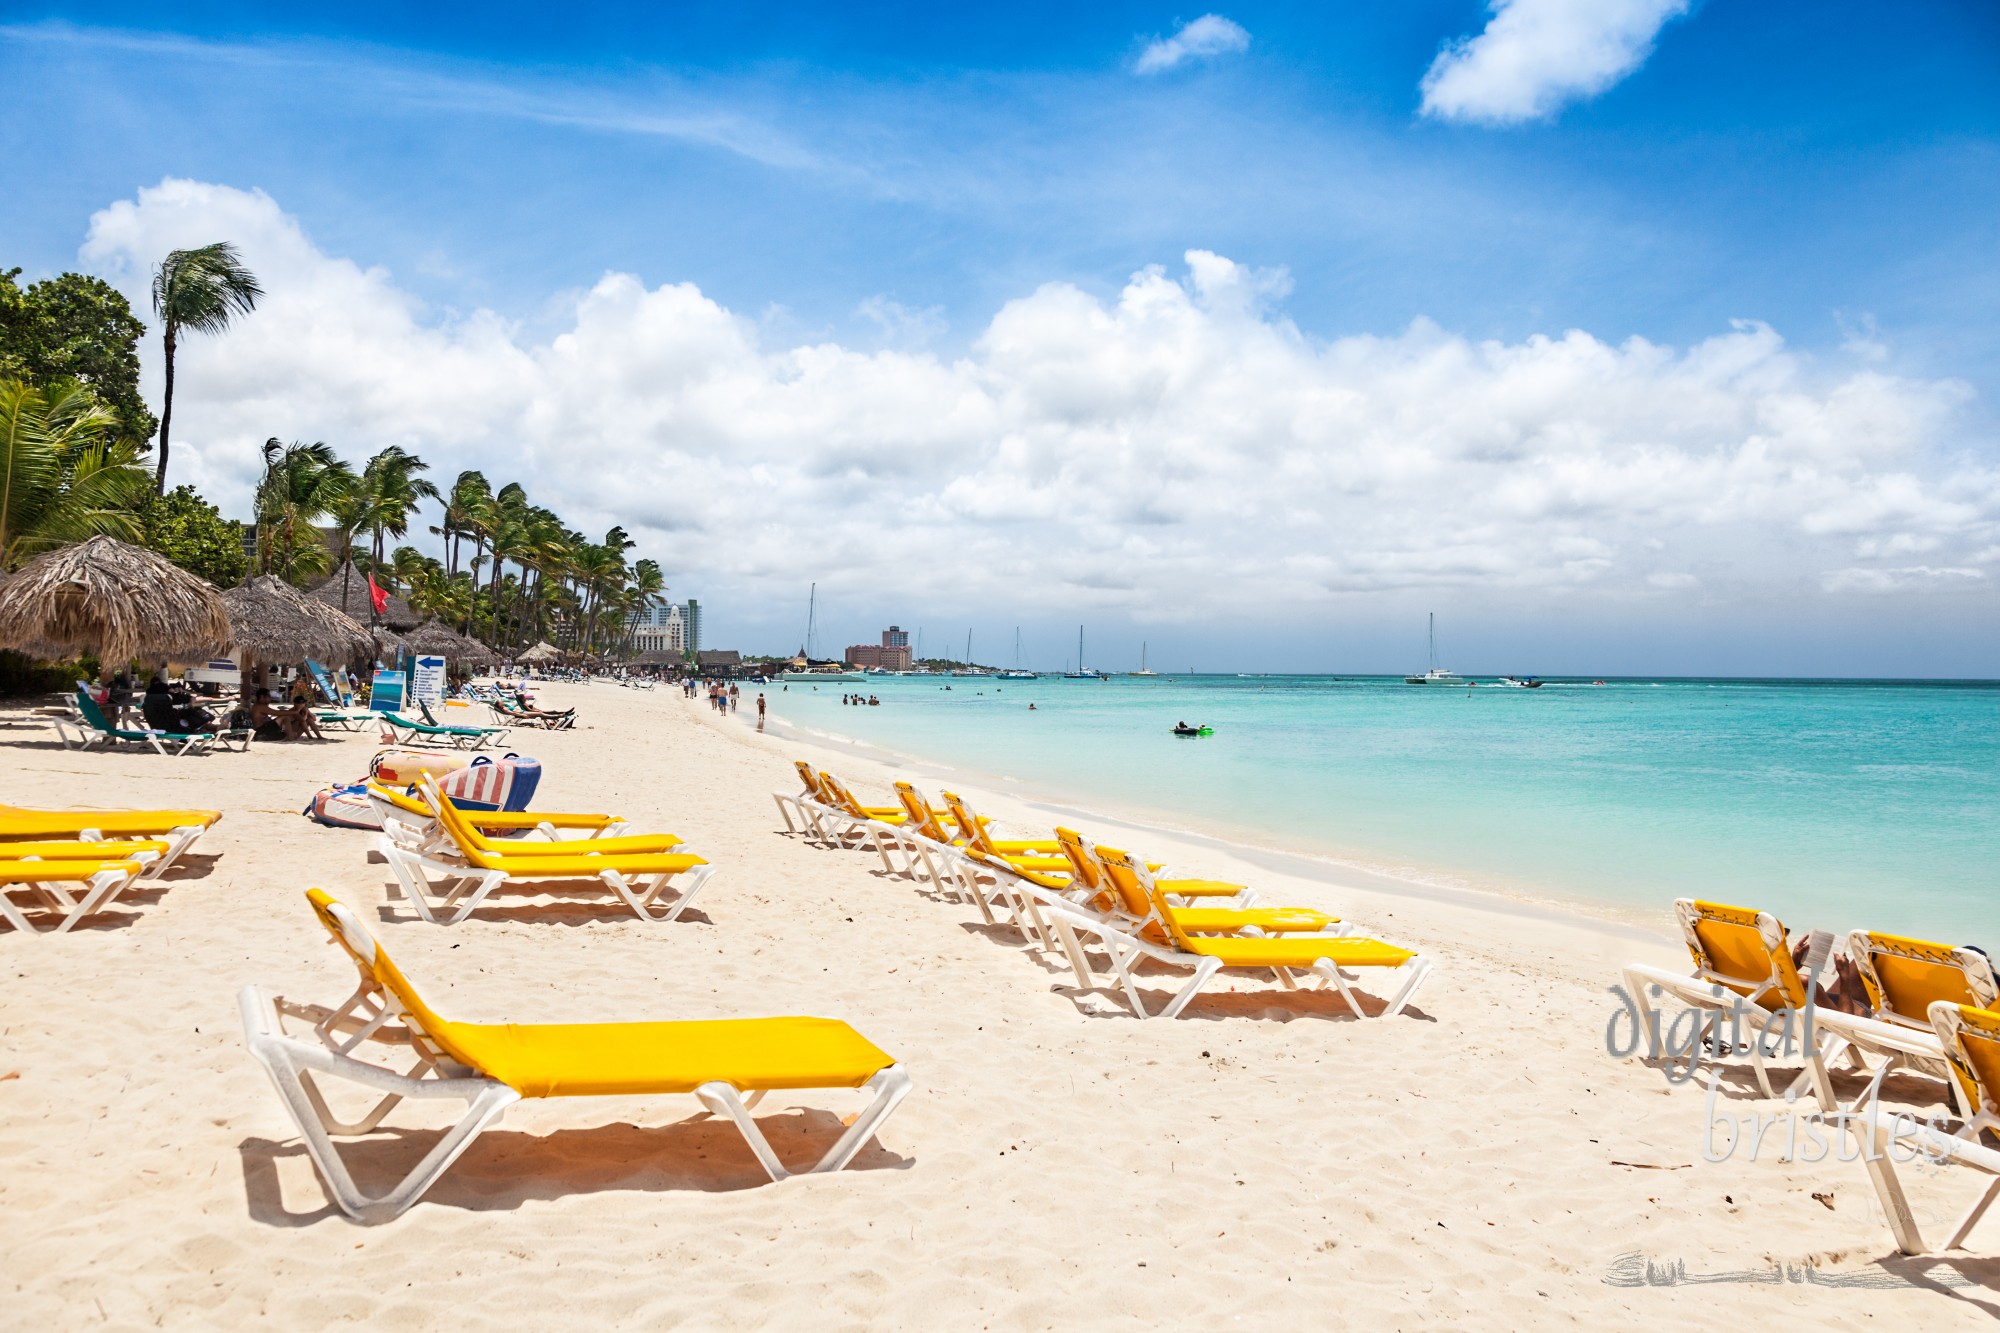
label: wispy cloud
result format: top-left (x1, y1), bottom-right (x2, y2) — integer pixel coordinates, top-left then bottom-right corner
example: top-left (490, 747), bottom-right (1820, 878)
top-left (0, 20), bottom-right (819, 169)
top-left (1134, 15), bottom-right (1250, 75)
top-left (1420, 0), bottom-right (1690, 125)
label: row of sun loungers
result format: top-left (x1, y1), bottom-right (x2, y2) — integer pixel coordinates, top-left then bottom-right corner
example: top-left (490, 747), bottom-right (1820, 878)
top-left (1617, 897), bottom-right (2000, 1256)
top-left (779, 762), bottom-right (1433, 1021)
top-left (0, 802), bottom-right (221, 932)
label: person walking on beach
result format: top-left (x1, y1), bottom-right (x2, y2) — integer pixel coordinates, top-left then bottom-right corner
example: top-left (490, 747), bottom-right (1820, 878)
top-left (756, 692), bottom-right (766, 731)
top-left (729, 683), bottom-right (740, 713)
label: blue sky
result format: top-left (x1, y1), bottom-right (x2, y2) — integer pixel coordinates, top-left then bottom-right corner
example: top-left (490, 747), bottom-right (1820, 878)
top-left (4, 4), bottom-right (1998, 673)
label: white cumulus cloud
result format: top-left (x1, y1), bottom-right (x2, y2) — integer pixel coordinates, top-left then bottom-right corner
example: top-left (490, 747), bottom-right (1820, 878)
top-left (1135, 15), bottom-right (1251, 75)
top-left (75, 180), bottom-right (2000, 632)
top-left (1421, 0), bottom-right (1690, 125)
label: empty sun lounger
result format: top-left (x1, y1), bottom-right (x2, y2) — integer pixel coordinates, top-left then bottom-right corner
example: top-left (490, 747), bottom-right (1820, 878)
top-left (380, 712), bottom-right (511, 751)
top-left (377, 774), bottom-right (713, 924)
top-left (1045, 847), bottom-right (1431, 1020)
top-left (0, 855), bottom-right (151, 933)
top-left (365, 781), bottom-right (630, 856)
top-left (240, 890), bottom-right (912, 1222)
top-left (1849, 1002), bottom-right (2000, 1255)
top-left (0, 802), bottom-right (219, 876)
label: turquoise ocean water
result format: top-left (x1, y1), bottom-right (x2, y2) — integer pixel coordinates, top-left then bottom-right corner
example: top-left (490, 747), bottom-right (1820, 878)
top-left (765, 675), bottom-right (1999, 941)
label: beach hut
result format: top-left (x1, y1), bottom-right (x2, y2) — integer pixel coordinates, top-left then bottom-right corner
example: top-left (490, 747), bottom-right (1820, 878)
top-left (308, 560), bottom-right (420, 631)
top-left (404, 619), bottom-right (496, 669)
top-left (0, 536), bottom-right (232, 672)
top-left (221, 574), bottom-right (375, 690)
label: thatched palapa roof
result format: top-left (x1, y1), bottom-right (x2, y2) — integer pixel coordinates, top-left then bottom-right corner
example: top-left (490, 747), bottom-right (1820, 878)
top-left (308, 561), bottom-right (420, 631)
top-left (404, 619), bottom-right (495, 667)
top-left (0, 536), bottom-right (232, 664)
top-left (516, 640), bottom-right (561, 663)
top-left (222, 574), bottom-right (375, 666)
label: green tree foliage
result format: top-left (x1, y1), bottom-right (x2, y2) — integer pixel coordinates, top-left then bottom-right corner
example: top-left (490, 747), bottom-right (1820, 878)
top-left (0, 268), bottom-right (157, 448)
top-left (253, 437), bottom-right (355, 584)
top-left (0, 379), bottom-right (153, 570)
top-left (152, 243), bottom-right (262, 493)
top-left (139, 484), bottom-right (247, 588)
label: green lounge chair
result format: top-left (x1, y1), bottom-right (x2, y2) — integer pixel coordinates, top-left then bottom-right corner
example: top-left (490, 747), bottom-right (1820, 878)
top-left (303, 660), bottom-right (375, 731)
top-left (381, 711), bottom-right (510, 751)
top-left (56, 685), bottom-right (249, 756)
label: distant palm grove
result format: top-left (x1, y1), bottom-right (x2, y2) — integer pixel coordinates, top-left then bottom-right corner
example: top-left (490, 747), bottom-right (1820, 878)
top-left (1, 255), bottom-right (667, 659)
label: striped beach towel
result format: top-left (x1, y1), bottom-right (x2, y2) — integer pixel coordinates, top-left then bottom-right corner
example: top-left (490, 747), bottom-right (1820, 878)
top-left (436, 754), bottom-right (542, 812)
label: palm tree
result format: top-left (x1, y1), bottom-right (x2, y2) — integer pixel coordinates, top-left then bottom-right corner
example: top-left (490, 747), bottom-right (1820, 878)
top-left (253, 438), bottom-right (355, 583)
top-left (150, 243), bottom-right (262, 494)
top-left (432, 469), bottom-right (490, 579)
top-left (360, 446), bottom-right (439, 569)
top-left (0, 379), bottom-right (153, 569)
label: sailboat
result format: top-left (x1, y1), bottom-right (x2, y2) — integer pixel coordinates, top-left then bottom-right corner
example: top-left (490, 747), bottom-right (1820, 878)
top-left (1403, 612), bottom-right (1463, 685)
top-left (1060, 626), bottom-right (1104, 679)
top-left (998, 627), bottom-right (1036, 679)
top-left (1127, 642), bottom-right (1158, 677)
top-left (951, 628), bottom-right (989, 676)
top-left (778, 583), bottom-right (863, 681)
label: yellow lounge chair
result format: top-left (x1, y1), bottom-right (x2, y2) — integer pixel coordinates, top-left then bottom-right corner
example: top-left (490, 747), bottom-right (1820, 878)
top-left (0, 856), bottom-right (149, 933)
top-left (940, 791), bottom-right (1062, 856)
top-left (412, 775), bottom-right (685, 858)
top-left (1059, 827), bottom-right (1339, 938)
top-left (1044, 846), bottom-right (1432, 1019)
top-left (1049, 825), bottom-right (1256, 907)
top-left (365, 781), bottom-right (628, 856)
top-left (239, 890), bottom-right (912, 1223)
top-left (773, 760), bottom-right (825, 835)
top-left (377, 780), bottom-right (714, 926)
top-left (888, 783), bottom-right (1057, 944)
top-left (1799, 932), bottom-right (2000, 1110)
top-left (1849, 1003), bottom-right (2000, 1255)
top-left (1620, 899), bottom-right (1847, 1100)
top-left (0, 802), bottom-right (219, 875)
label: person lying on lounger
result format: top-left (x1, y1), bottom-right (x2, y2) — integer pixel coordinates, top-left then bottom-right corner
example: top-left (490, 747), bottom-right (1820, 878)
top-left (501, 691), bottom-right (574, 723)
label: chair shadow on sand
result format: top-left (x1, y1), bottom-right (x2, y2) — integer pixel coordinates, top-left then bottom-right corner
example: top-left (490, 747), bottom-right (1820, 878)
top-left (240, 1109), bottom-right (913, 1226)
top-left (948, 915), bottom-right (1435, 1023)
top-left (369, 886), bottom-right (714, 929)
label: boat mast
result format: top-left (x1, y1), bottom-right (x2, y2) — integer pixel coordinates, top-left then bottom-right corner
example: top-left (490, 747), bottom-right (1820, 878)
top-left (804, 583), bottom-right (817, 660)
top-left (1428, 611), bottom-right (1435, 674)
top-left (965, 628), bottom-right (972, 668)
top-left (1078, 625), bottom-right (1085, 675)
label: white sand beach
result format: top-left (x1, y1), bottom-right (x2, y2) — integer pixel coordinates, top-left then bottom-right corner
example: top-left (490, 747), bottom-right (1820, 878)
top-left (3, 681), bottom-right (1994, 1327)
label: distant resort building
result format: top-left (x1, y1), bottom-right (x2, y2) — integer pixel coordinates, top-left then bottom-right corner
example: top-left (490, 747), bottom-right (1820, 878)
top-left (846, 625), bottom-right (912, 671)
top-left (628, 599), bottom-right (701, 662)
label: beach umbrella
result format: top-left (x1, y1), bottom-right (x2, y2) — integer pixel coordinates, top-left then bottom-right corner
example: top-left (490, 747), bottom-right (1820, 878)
top-left (220, 575), bottom-right (374, 676)
top-left (517, 640), bottom-right (560, 664)
top-left (0, 535), bottom-right (231, 667)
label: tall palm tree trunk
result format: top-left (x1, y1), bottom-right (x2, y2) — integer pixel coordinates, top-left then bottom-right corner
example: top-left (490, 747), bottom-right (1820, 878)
top-left (155, 326), bottom-right (176, 494)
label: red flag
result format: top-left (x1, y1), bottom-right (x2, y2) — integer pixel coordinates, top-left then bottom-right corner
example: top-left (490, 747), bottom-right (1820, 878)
top-left (366, 572), bottom-right (389, 616)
